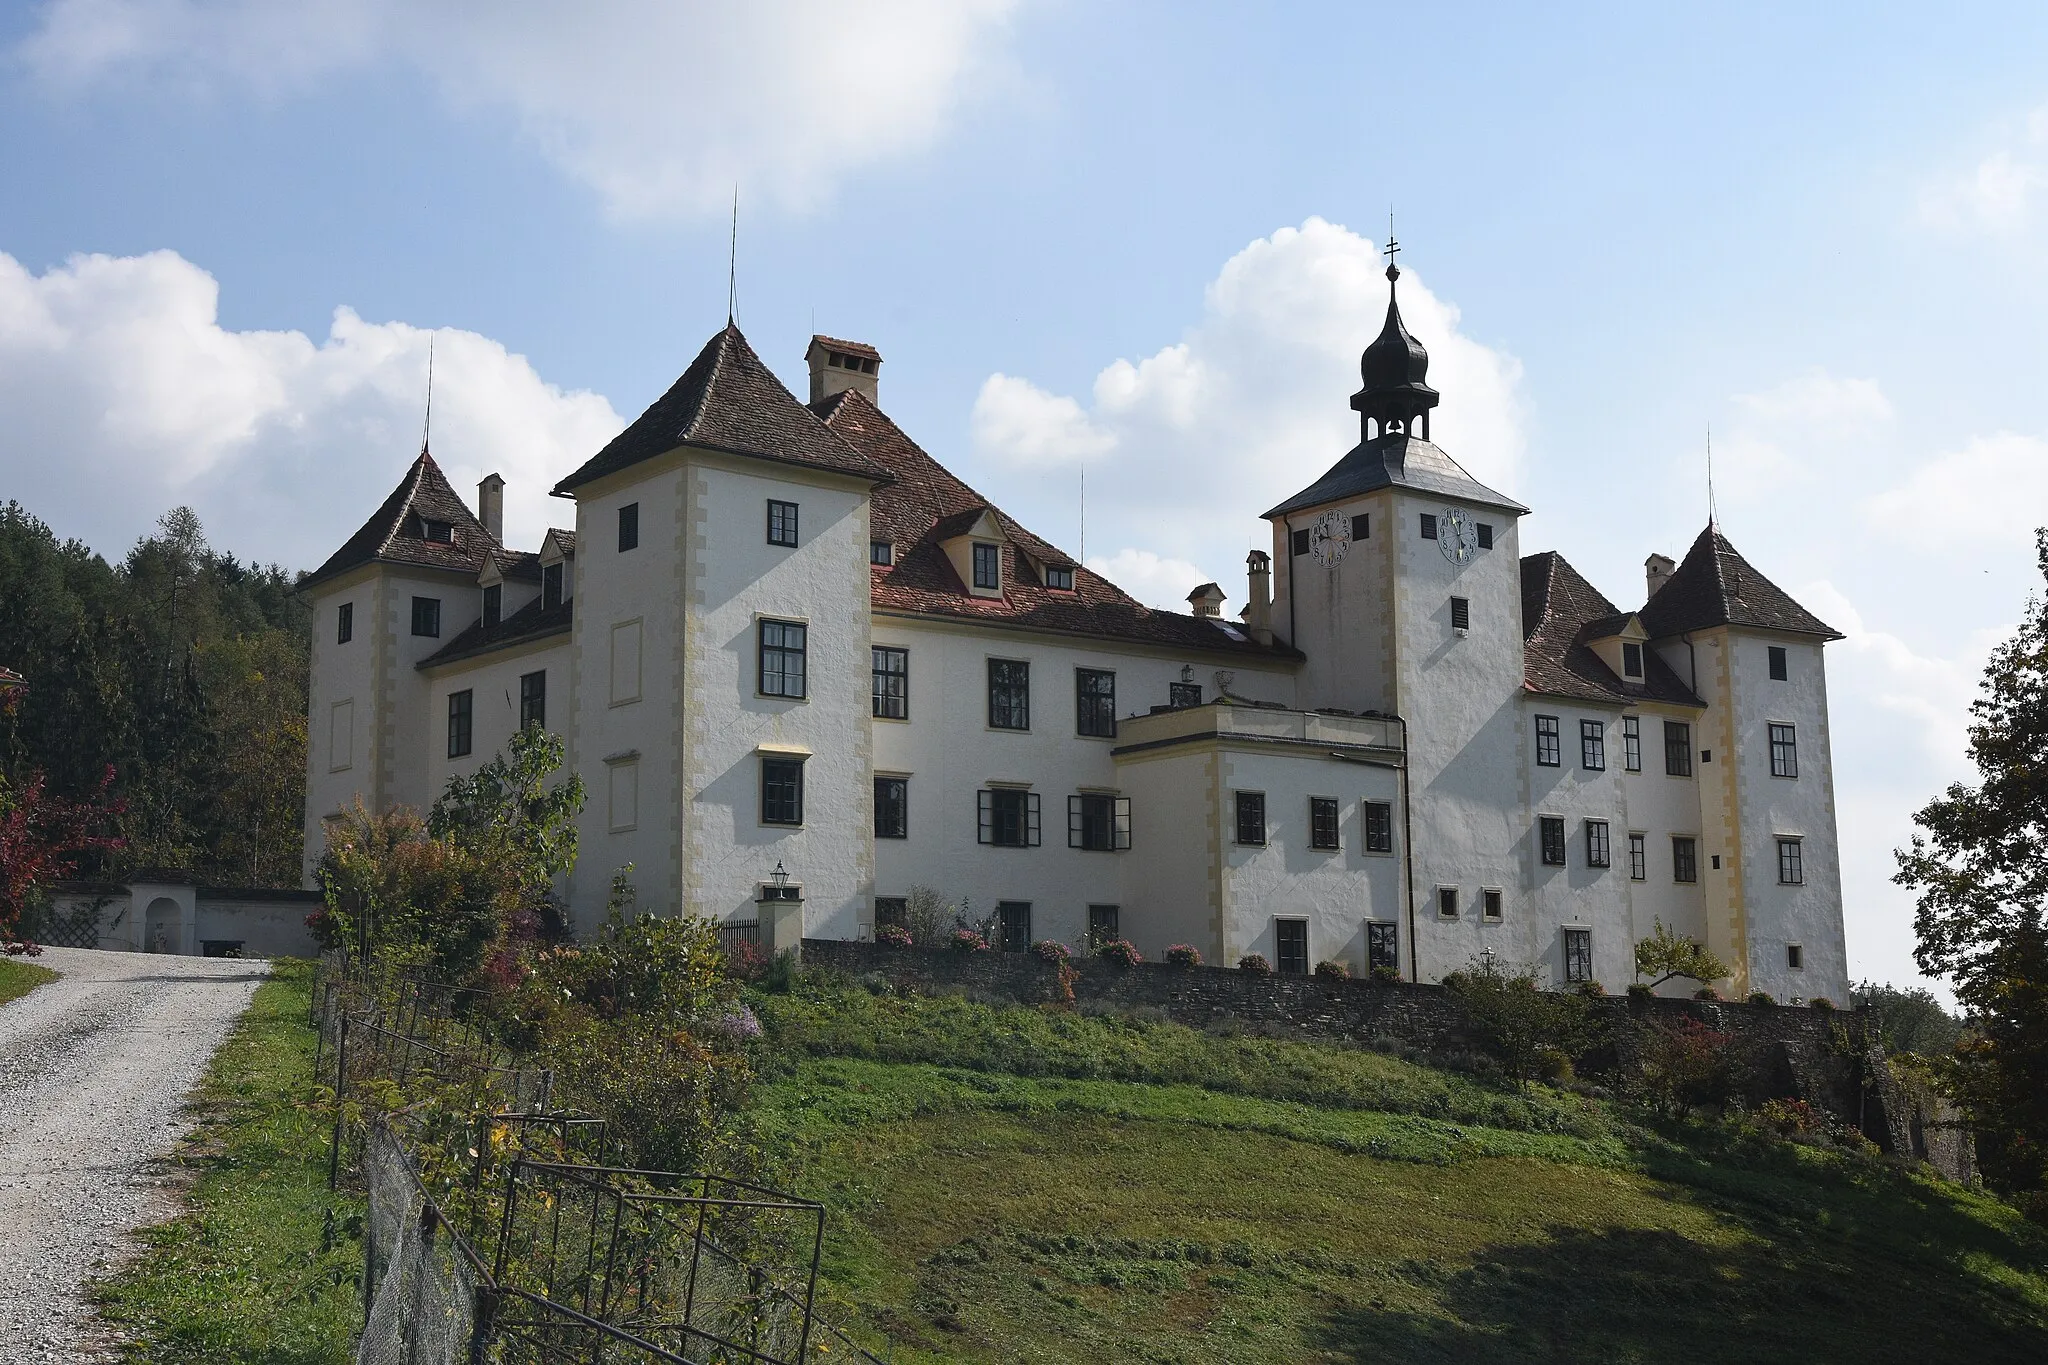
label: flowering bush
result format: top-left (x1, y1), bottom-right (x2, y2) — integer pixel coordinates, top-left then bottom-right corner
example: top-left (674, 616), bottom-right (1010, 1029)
top-left (1164, 944), bottom-right (1202, 969)
top-left (876, 924), bottom-right (913, 949)
top-left (708, 1005), bottom-right (764, 1042)
top-left (1095, 938), bottom-right (1142, 967)
top-left (1032, 939), bottom-right (1072, 964)
top-left (950, 928), bottom-right (989, 954)
top-left (1238, 953), bottom-right (1272, 975)
top-left (1313, 959), bottom-right (1351, 981)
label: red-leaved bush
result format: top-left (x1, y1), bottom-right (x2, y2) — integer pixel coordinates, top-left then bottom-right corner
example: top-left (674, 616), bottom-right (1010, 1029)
top-left (0, 766), bottom-right (125, 950)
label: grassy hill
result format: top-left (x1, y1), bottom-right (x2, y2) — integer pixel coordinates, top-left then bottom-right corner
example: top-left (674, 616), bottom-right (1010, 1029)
top-left (749, 983), bottom-right (2048, 1364)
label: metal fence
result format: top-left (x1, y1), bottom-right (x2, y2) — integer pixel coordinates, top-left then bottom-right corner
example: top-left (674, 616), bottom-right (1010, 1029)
top-left (319, 961), bottom-right (892, 1365)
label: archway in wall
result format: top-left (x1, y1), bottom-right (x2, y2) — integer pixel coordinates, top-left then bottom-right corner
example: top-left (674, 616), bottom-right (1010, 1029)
top-left (144, 897), bottom-right (181, 954)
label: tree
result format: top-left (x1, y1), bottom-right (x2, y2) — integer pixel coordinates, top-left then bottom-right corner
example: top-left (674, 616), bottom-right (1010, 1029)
top-left (0, 767), bottom-right (125, 948)
top-left (1443, 955), bottom-right (1595, 1086)
top-left (313, 803), bottom-right (507, 981)
top-left (428, 727), bottom-right (586, 939)
top-left (1896, 527), bottom-right (2048, 1193)
top-left (1852, 981), bottom-right (1964, 1058)
top-left (1633, 919), bottom-right (1731, 990)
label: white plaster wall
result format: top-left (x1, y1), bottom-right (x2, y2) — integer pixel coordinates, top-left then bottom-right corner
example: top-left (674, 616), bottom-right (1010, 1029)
top-left (303, 567), bottom-right (380, 884)
top-left (374, 567), bottom-right (478, 816)
top-left (194, 897), bottom-right (324, 957)
top-left (1111, 745), bottom-right (1219, 956)
top-left (422, 637), bottom-right (573, 803)
top-left (1617, 703), bottom-right (1711, 993)
top-left (1516, 699), bottom-right (1637, 989)
top-left (1270, 492), bottom-right (1397, 714)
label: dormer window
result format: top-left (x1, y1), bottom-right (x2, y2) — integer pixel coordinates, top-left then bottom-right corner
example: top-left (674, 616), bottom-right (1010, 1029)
top-left (972, 542), bottom-right (1001, 591)
top-left (422, 519), bottom-right (453, 544)
top-left (1622, 642), bottom-right (1644, 679)
top-left (542, 562), bottom-right (564, 610)
top-left (1046, 565), bottom-right (1075, 591)
top-left (482, 584), bottom-right (502, 627)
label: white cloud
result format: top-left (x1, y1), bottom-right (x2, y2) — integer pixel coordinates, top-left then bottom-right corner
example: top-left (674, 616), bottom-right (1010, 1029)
top-left (1710, 371), bottom-right (1893, 489)
top-left (1083, 548), bottom-right (1212, 614)
top-left (1918, 104), bottom-right (2048, 235)
top-left (15, 0), bottom-right (1019, 219)
top-left (1860, 431), bottom-right (2048, 548)
top-left (0, 248), bottom-right (622, 565)
top-left (970, 216), bottom-right (1527, 607)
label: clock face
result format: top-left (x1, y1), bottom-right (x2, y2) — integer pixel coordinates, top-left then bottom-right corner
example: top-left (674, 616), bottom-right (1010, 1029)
top-left (1439, 507), bottom-right (1479, 565)
top-left (1309, 509), bottom-right (1350, 567)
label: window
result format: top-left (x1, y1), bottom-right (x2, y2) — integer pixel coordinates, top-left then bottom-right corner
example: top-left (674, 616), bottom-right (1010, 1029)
top-left (875, 777), bottom-right (908, 839)
top-left (872, 647), bottom-right (907, 719)
top-left (997, 902), bottom-right (1031, 953)
top-left (618, 503), bottom-right (639, 552)
top-left (1367, 922), bottom-right (1399, 972)
top-left (1309, 797), bottom-right (1340, 850)
top-left (1482, 888), bottom-right (1503, 921)
top-left (1169, 681), bottom-right (1203, 708)
top-left (1363, 800), bottom-right (1393, 853)
top-left (1672, 836), bottom-right (1698, 883)
top-left (1291, 528), bottom-right (1311, 556)
top-left (1778, 837), bottom-right (1804, 885)
top-left (411, 595), bottom-right (441, 638)
top-left (759, 620), bottom-right (807, 699)
top-left (1477, 522), bottom-right (1494, 550)
top-left (977, 788), bottom-right (1040, 847)
top-left (336, 602), bottom-right (353, 644)
top-left (1069, 793), bottom-right (1133, 851)
top-left (876, 897), bottom-right (908, 930)
top-left (1088, 904), bottom-right (1120, 948)
top-left (1621, 642), bottom-right (1645, 680)
top-left (447, 689), bottom-right (473, 759)
top-left (1451, 596), bottom-right (1471, 631)
top-left (1563, 928), bottom-right (1593, 984)
top-left (1540, 816), bottom-right (1567, 866)
top-left (519, 670), bottom-right (546, 730)
top-left (761, 757), bottom-right (804, 825)
top-left (1628, 833), bottom-right (1647, 881)
top-left (1580, 719), bottom-right (1606, 770)
top-left (987, 659), bottom-right (1030, 730)
top-left (1586, 820), bottom-right (1611, 868)
top-left (972, 542), bottom-right (1001, 590)
top-left (1276, 920), bottom-right (1309, 975)
top-left (1770, 723), bottom-right (1798, 778)
top-left (542, 562), bottom-right (564, 610)
top-left (1351, 513), bottom-right (1371, 541)
top-left (1234, 791), bottom-right (1266, 846)
top-left (1046, 565), bottom-right (1075, 591)
top-left (1076, 668), bottom-right (1117, 737)
top-left (482, 584), bottom-right (502, 627)
top-left (1437, 886), bottom-right (1460, 918)
top-left (1623, 716), bottom-right (1642, 772)
top-left (870, 540), bottom-right (893, 566)
top-left (1420, 513), bottom-right (1438, 540)
top-left (422, 518), bottom-right (453, 543)
top-left (1787, 943), bottom-right (1804, 971)
top-left (1664, 721), bottom-right (1693, 777)
top-left (767, 499), bottom-right (799, 547)
top-left (1535, 715), bottom-right (1561, 767)
top-left (1769, 645), bottom-right (1788, 681)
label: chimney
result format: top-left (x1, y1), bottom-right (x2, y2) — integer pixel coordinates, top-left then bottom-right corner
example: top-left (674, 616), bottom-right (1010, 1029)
top-left (1645, 553), bottom-right (1676, 600)
top-left (1245, 550), bottom-right (1273, 643)
top-left (478, 473), bottom-right (505, 543)
top-left (806, 335), bottom-right (882, 405)
top-left (1187, 582), bottom-right (1226, 619)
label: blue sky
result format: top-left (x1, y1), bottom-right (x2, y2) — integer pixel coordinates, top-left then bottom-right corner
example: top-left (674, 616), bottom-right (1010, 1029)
top-left (7, 0), bottom-right (2048, 996)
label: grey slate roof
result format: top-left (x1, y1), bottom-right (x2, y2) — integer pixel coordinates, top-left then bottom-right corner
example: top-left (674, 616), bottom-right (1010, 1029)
top-left (1639, 525), bottom-right (1842, 641)
top-left (1264, 433), bottom-right (1529, 520)
top-left (303, 450), bottom-right (498, 590)
top-left (1521, 552), bottom-right (1703, 708)
top-left (417, 593), bottom-right (573, 670)
top-left (553, 324), bottom-right (891, 495)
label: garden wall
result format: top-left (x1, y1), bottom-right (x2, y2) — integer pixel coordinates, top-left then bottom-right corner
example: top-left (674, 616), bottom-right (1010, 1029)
top-left (801, 939), bottom-right (1879, 1132)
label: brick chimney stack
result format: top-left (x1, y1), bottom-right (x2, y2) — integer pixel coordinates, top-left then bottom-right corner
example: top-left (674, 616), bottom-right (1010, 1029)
top-left (806, 336), bottom-right (882, 405)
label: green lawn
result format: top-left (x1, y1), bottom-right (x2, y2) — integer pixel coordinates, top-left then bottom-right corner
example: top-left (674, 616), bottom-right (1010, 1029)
top-left (0, 956), bottom-right (58, 1006)
top-left (95, 959), bottom-right (362, 1364)
top-left (753, 985), bottom-right (2048, 1364)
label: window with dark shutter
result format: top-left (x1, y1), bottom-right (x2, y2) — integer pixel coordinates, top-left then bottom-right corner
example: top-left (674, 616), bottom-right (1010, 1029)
top-left (1276, 920), bottom-right (1309, 974)
top-left (1540, 816), bottom-right (1567, 866)
top-left (988, 659), bottom-right (1030, 729)
top-left (1420, 513), bottom-right (1438, 539)
top-left (1068, 793), bottom-right (1132, 851)
top-left (760, 757), bottom-right (804, 825)
top-left (519, 670), bottom-right (546, 730)
top-left (1437, 887), bottom-right (1459, 918)
top-left (542, 562), bottom-right (563, 610)
top-left (618, 503), bottom-right (639, 552)
top-left (871, 646), bottom-right (908, 719)
top-left (1769, 645), bottom-right (1788, 681)
top-left (1451, 596), bottom-right (1470, 631)
top-left (1235, 791), bottom-right (1266, 845)
top-left (977, 788), bottom-right (1040, 847)
top-left (1076, 668), bottom-right (1117, 737)
top-left (1664, 721), bottom-right (1693, 776)
top-left (759, 621), bottom-right (807, 699)
top-left (1351, 513), bottom-right (1371, 541)
top-left (447, 690), bottom-right (472, 758)
top-left (1309, 797), bottom-right (1340, 850)
top-left (874, 777), bottom-right (908, 839)
top-left (482, 584), bottom-right (502, 627)
top-left (1363, 801), bottom-right (1393, 853)
top-left (767, 499), bottom-right (799, 547)
top-left (337, 602), bottom-right (353, 644)
top-left (1586, 819), bottom-right (1611, 868)
top-left (1535, 715), bottom-right (1560, 766)
top-left (1476, 522), bottom-right (1494, 550)
top-left (1291, 528), bottom-right (1311, 556)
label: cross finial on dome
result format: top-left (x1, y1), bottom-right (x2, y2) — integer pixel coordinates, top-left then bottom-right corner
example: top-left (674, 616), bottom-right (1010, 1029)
top-left (1384, 208), bottom-right (1401, 282)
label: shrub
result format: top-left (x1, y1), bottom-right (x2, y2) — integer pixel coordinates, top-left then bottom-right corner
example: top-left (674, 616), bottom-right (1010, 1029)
top-left (1237, 953), bottom-right (1272, 975)
top-left (1626, 983), bottom-right (1654, 999)
top-left (1634, 1016), bottom-right (1736, 1118)
top-left (1747, 990), bottom-right (1776, 1006)
top-left (1693, 986), bottom-right (1723, 1001)
top-left (1165, 944), bottom-right (1202, 970)
top-left (1534, 1045), bottom-right (1574, 1083)
top-left (1032, 939), bottom-right (1072, 964)
top-left (1312, 959), bottom-right (1351, 981)
top-left (950, 929), bottom-right (989, 954)
top-left (1442, 956), bottom-right (1594, 1087)
top-left (1368, 965), bottom-right (1401, 986)
top-left (1809, 996), bottom-right (1837, 1011)
top-left (1574, 980), bottom-right (1607, 998)
top-left (1096, 938), bottom-right (1142, 967)
top-left (876, 924), bottom-right (913, 949)
top-left (1755, 1096), bottom-right (1823, 1137)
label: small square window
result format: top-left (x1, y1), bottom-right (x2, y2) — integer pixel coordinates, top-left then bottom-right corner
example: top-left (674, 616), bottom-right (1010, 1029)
top-left (972, 542), bottom-right (1002, 590)
top-left (1420, 513), bottom-right (1439, 540)
top-left (1291, 528), bottom-right (1311, 556)
top-left (1309, 796), bottom-right (1340, 850)
top-left (875, 776), bottom-right (908, 839)
top-left (1437, 886), bottom-right (1460, 918)
top-left (1235, 791), bottom-right (1266, 846)
top-left (1540, 816), bottom-right (1567, 866)
top-left (1276, 919), bottom-right (1309, 974)
top-left (1363, 800), bottom-right (1393, 853)
top-left (767, 499), bottom-right (800, 547)
top-left (336, 602), bottom-right (353, 644)
top-left (618, 503), bottom-right (640, 552)
top-left (870, 540), bottom-right (893, 566)
top-left (1563, 927), bottom-right (1593, 983)
top-left (761, 756), bottom-right (804, 825)
top-left (1451, 596), bottom-right (1470, 631)
top-left (1769, 645), bottom-right (1788, 681)
top-left (1535, 715), bottom-right (1560, 766)
top-left (1476, 522), bottom-right (1494, 550)
top-left (1351, 513), bottom-right (1371, 541)
top-left (1787, 943), bottom-right (1804, 971)
top-left (1622, 642), bottom-right (1644, 678)
top-left (1586, 819), bottom-right (1611, 868)
top-left (1046, 565), bottom-right (1075, 591)
top-left (411, 595), bottom-right (441, 638)
top-left (1482, 888), bottom-right (1503, 921)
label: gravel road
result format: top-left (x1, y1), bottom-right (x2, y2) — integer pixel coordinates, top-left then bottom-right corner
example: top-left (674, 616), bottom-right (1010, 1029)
top-left (0, 948), bottom-right (267, 1363)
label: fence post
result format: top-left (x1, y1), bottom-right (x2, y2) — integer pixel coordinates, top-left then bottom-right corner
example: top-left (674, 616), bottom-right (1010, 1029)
top-left (327, 1012), bottom-right (349, 1191)
top-left (467, 1286), bottom-right (500, 1365)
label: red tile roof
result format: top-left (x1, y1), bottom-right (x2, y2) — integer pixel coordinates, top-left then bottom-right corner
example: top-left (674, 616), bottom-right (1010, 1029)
top-left (304, 449), bottom-right (499, 590)
top-left (1638, 525), bottom-right (1842, 640)
top-left (1521, 551), bottom-right (1702, 707)
top-left (819, 389), bottom-right (1299, 661)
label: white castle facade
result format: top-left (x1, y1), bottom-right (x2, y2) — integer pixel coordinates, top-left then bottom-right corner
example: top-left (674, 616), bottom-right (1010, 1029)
top-left (301, 269), bottom-right (1850, 1002)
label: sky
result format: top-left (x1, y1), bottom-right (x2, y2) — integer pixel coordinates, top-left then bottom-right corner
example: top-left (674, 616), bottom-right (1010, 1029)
top-left (7, 0), bottom-right (2048, 998)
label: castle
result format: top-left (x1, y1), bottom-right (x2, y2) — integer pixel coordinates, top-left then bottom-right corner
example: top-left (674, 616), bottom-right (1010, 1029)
top-left (301, 264), bottom-right (1849, 1001)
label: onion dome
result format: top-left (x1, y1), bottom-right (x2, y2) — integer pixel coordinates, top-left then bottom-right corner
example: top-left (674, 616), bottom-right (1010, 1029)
top-left (1350, 263), bottom-right (1440, 440)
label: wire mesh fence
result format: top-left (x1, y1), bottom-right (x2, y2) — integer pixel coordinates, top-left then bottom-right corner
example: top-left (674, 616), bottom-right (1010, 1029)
top-left (318, 959), bottom-right (891, 1365)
